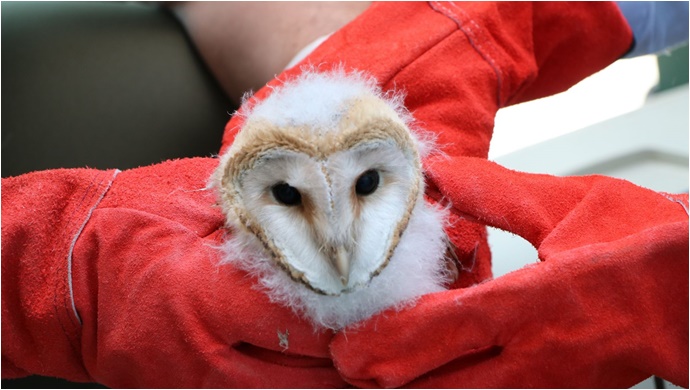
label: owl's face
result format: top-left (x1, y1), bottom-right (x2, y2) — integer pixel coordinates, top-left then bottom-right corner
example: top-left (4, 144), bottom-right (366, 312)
top-left (213, 72), bottom-right (436, 296)
top-left (217, 92), bottom-right (423, 296)
top-left (213, 70), bottom-right (450, 329)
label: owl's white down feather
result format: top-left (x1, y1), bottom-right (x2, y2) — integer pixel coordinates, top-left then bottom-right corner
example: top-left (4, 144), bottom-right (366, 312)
top-left (215, 68), bottom-right (451, 330)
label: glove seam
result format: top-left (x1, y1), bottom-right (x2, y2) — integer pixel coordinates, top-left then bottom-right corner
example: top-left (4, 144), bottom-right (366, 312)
top-left (66, 169), bottom-right (120, 326)
top-left (428, 1), bottom-right (504, 106)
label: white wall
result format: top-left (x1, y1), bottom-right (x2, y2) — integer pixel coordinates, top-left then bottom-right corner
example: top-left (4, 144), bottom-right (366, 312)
top-left (486, 56), bottom-right (688, 389)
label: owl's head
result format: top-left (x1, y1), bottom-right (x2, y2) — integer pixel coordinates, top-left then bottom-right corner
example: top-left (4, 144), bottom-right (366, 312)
top-left (213, 69), bottom-right (437, 299)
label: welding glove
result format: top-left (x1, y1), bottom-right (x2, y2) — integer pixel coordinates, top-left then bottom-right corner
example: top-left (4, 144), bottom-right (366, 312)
top-left (1, 159), bottom-right (345, 388)
top-left (330, 157), bottom-right (689, 388)
top-left (221, 1), bottom-right (634, 288)
top-left (3, 1), bottom-right (637, 387)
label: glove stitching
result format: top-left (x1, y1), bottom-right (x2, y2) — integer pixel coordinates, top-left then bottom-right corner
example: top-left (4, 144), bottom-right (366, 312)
top-left (45, 169), bottom-right (118, 378)
top-left (429, 1), bottom-right (504, 106)
top-left (52, 172), bottom-right (104, 349)
top-left (66, 169), bottom-right (120, 326)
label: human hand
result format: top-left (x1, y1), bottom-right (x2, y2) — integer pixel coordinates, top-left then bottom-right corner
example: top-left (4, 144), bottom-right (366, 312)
top-left (329, 156), bottom-right (689, 388)
top-left (2, 159), bottom-right (345, 387)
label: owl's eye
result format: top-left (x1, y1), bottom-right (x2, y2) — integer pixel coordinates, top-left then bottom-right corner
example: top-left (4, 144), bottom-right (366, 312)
top-left (272, 183), bottom-right (302, 206)
top-left (355, 170), bottom-right (380, 196)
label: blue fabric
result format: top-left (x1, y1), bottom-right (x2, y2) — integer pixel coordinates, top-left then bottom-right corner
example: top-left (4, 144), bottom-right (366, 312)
top-left (616, 1), bottom-right (689, 58)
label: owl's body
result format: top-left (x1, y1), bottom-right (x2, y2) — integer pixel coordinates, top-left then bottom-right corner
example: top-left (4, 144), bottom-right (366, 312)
top-left (213, 69), bottom-right (451, 330)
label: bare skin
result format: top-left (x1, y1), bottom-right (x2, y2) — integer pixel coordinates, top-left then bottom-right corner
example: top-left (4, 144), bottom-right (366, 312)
top-left (169, 2), bottom-right (371, 104)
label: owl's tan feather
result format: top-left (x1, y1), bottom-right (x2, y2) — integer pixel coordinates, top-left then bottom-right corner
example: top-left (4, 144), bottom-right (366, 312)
top-left (213, 68), bottom-right (450, 329)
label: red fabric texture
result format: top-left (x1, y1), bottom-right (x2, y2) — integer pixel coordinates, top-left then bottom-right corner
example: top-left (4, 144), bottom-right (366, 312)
top-left (2, 1), bottom-right (655, 388)
top-left (330, 158), bottom-right (689, 388)
top-left (220, 1), bottom-right (633, 288)
top-left (2, 159), bottom-right (345, 387)
top-left (2, 169), bottom-right (118, 381)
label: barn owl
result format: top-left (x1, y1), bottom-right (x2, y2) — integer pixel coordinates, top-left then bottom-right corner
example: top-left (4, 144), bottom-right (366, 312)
top-left (212, 68), bottom-right (453, 330)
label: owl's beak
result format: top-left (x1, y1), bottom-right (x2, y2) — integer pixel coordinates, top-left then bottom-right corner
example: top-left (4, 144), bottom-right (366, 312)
top-left (333, 246), bottom-right (350, 286)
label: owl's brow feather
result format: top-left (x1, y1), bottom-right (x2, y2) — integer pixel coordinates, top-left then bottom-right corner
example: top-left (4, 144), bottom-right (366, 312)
top-left (224, 117), bottom-right (414, 184)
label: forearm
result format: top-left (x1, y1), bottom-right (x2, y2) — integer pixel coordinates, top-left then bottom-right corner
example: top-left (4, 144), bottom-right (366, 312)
top-left (616, 1), bottom-right (689, 58)
top-left (169, 1), bottom-right (371, 103)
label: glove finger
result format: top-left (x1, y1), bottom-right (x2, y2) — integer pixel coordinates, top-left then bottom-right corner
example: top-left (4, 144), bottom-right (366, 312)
top-left (336, 221), bottom-right (689, 388)
top-left (426, 156), bottom-right (687, 252)
top-left (331, 265), bottom-right (554, 388)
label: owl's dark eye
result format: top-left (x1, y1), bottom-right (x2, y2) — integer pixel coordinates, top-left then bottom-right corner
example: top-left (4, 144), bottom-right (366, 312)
top-left (355, 170), bottom-right (380, 196)
top-left (272, 183), bottom-right (302, 206)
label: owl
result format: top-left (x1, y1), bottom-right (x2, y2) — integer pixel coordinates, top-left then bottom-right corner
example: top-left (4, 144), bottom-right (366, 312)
top-left (212, 68), bottom-right (453, 330)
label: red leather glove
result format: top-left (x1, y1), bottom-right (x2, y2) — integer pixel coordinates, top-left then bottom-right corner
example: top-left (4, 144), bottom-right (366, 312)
top-left (330, 157), bottom-right (689, 388)
top-left (1, 159), bottom-right (345, 387)
top-left (2, 2), bottom-right (636, 386)
top-left (220, 1), bottom-right (633, 288)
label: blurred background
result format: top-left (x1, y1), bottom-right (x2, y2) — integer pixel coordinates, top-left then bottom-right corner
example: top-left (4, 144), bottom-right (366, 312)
top-left (1, 1), bottom-right (234, 179)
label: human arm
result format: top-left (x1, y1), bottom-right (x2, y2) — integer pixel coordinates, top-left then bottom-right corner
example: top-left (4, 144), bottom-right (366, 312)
top-left (300, 2), bottom-right (685, 387)
top-left (168, 1), bottom-right (371, 104)
top-left (3, 2), bottom-right (652, 387)
top-left (616, 1), bottom-right (689, 58)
